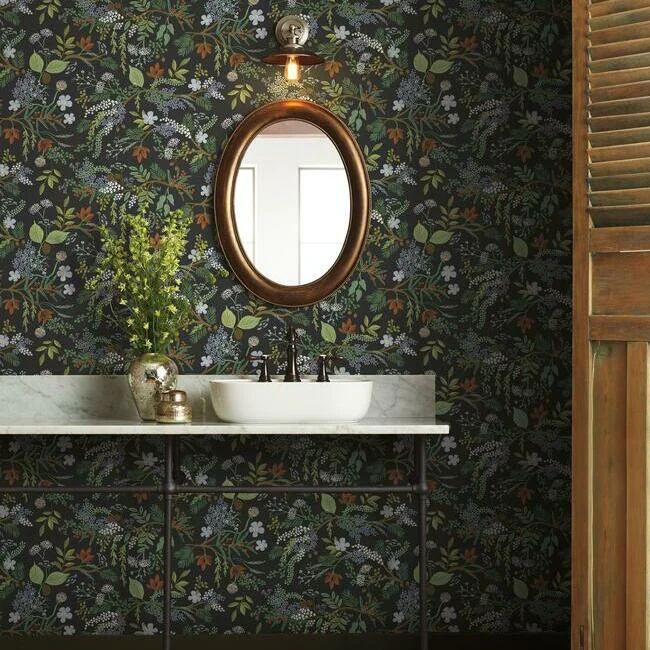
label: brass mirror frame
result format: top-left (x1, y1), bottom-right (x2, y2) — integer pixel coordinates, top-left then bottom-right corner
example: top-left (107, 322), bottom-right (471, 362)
top-left (214, 100), bottom-right (370, 307)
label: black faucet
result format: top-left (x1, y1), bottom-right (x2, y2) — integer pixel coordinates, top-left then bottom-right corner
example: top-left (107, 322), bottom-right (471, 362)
top-left (283, 325), bottom-right (301, 382)
top-left (257, 354), bottom-right (272, 382)
top-left (316, 354), bottom-right (330, 382)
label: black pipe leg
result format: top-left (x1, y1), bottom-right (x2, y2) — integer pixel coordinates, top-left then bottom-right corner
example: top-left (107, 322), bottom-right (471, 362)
top-left (163, 436), bottom-right (177, 650)
top-left (416, 435), bottom-right (428, 650)
top-left (172, 437), bottom-right (183, 484)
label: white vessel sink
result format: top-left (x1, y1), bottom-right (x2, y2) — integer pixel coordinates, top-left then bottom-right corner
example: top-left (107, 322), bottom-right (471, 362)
top-left (209, 377), bottom-right (373, 424)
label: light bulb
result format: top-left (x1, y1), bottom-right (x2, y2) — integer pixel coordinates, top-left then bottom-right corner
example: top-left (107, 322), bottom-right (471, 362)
top-left (284, 55), bottom-right (300, 81)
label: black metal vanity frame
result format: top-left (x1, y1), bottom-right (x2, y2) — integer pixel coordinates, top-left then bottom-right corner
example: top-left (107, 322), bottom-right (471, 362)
top-left (4, 435), bottom-right (431, 650)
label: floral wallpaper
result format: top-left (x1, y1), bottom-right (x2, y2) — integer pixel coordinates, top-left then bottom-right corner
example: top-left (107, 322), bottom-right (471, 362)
top-left (0, 0), bottom-right (572, 638)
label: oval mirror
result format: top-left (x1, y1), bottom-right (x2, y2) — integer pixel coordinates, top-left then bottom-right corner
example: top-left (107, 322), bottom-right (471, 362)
top-left (215, 100), bottom-right (370, 306)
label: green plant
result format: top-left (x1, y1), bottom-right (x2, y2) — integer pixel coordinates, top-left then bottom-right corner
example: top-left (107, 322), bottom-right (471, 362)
top-left (88, 207), bottom-right (192, 354)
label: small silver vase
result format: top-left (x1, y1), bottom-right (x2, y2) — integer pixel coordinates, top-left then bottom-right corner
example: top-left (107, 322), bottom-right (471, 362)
top-left (128, 353), bottom-right (178, 421)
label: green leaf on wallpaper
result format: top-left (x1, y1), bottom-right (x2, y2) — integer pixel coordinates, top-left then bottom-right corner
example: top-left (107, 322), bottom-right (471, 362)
top-left (29, 564), bottom-right (44, 585)
top-left (45, 571), bottom-right (68, 586)
top-left (237, 315), bottom-right (260, 330)
top-left (321, 322), bottom-right (337, 344)
top-left (430, 230), bottom-right (452, 245)
top-left (29, 222), bottom-right (44, 244)
top-left (45, 59), bottom-right (68, 74)
top-left (513, 236), bottom-right (528, 258)
top-left (513, 577), bottom-right (529, 599)
top-left (413, 52), bottom-right (429, 73)
top-left (221, 479), bottom-right (256, 501)
top-left (129, 577), bottom-right (145, 600)
top-left (429, 571), bottom-right (452, 586)
top-left (45, 230), bottom-right (68, 245)
top-left (129, 65), bottom-right (145, 88)
top-left (429, 60), bottom-right (453, 74)
top-left (221, 307), bottom-right (236, 329)
top-left (435, 400), bottom-right (452, 416)
top-left (321, 493), bottom-right (337, 514)
top-left (414, 222), bottom-right (428, 244)
top-left (513, 66), bottom-right (528, 87)
top-left (29, 51), bottom-right (44, 73)
top-left (513, 407), bottom-right (528, 429)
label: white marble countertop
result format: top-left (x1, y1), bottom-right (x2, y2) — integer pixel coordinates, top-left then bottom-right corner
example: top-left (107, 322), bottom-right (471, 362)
top-left (0, 417), bottom-right (448, 436)
top-left (0, 374), bottom-right (448, 436)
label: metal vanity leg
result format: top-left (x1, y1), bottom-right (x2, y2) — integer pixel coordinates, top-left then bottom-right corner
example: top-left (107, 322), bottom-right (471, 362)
top-left (416, 435), bottom-right (429, 650)
top-left (163, 436), bottom-right (177, 650)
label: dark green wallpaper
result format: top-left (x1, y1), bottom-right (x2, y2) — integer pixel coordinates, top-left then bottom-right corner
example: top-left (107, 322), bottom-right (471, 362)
top-left (0, 0), bottom-right (571, 636)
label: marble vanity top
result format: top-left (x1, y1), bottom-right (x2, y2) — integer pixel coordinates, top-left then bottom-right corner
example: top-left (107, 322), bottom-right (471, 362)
top-left (0, 374), bottom-right (448, 436)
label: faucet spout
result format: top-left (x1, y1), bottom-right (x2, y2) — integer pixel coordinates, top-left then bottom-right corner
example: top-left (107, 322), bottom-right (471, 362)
top-left (283, 325), bottom-right (301, 382)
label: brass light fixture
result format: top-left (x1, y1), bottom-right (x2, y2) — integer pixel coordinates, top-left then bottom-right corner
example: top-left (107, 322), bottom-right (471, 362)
top-left (262, 15), bottom-right (323, 81)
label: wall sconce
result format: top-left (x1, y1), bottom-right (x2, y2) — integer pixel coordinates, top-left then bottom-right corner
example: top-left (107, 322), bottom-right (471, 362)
top-left (262, 15), bottom-right (323, 82)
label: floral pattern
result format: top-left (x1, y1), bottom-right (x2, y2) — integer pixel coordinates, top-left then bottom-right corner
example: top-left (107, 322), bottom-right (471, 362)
top-left (0, 0), bottom-right (571, 637)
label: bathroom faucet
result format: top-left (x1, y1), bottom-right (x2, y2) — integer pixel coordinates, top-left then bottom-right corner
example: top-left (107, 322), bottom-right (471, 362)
top-left (283, 325), bottom-right (301, 382)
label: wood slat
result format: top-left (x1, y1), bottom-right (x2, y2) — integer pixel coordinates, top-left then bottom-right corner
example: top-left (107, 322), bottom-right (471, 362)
top-left (590, 20), bottom-right (650, 45)
top-left (590, 111), bottom-right (650, 132)
top-left (590, 96), bottom-right (650, 117)
top-left (626, 342), bottom-right (649, 650)
top-left (590, 203), bottom-right (650, 227)
top-left (591, 315), bottom-right (650, 340)
top-left (591, 0), bottom-right (650, 18)
top-left (590, 142), bottom-right (650, 162)
top-left (591, 6), bottom-right (650, 30)
top-left (590, 171), bottom-right (650, 191)
top-left (592, 342), bottom-right (627, 649)
top-left (589, 187), bottom-right (650, 205)
top-left (591, 65), bottom-right (650, 89)
top-left (590, 156), bottom-right (650, 175)
top-left (591, 35), bottom-right (650, 61)
top-left (590, 124), bottom-right (650, 146)
top-left (591, 51), bottom-right (650, 73)
top-left (591, 80), bottom-right (650, 103)
top-left (592, 251), bottom-right (650, 314)
top-left (590, 224), bottom-right (650, 251)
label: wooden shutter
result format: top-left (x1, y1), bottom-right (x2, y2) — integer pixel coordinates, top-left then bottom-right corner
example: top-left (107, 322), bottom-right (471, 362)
top-left (574, 1), bottom-right (650, 649)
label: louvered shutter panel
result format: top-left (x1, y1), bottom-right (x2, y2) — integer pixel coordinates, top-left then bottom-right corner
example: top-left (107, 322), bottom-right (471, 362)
top-left (574, 2), bottom-right (650, 650)
top-left (589, 0), bottom-right (650, 227)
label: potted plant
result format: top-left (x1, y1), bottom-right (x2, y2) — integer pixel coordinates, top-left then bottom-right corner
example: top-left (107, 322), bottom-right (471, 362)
top-left (88, 206), bottom-right (191, 420)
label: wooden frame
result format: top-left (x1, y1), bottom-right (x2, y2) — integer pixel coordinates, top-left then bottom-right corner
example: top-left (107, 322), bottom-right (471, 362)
top-left (573, 1), bottom-right (650, 648)
top-left (214, 100), bottom-right (370, 307)
top-left (572, 2), bottom-right (590, 649)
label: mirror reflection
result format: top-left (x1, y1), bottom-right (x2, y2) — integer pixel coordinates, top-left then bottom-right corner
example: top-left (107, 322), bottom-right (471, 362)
top-left (233, 120), bottom-right (351, 286)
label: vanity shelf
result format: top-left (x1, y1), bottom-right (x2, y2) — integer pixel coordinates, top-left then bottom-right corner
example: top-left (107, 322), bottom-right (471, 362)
top-left (0, 374), bottom-right (447, 650)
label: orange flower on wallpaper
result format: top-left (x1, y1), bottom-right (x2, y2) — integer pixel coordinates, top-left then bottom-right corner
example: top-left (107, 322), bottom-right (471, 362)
top-left (3, 298), bottom-right (20, 314)
top-left (195, 42), bottom-right (212, 59)
top-left (3, 468), bottom-right (20, 485)
top-left (324, 571), bottom-right (342, 589)
top-left (270, 463), bottom-right (286, 478)
top-left (338, 318), bottom-right (357, 334)
top-left (3, 127), bottom-right (20, 144)
top-left (147, 62), bottom-right (165, 78)
top-left (78, 36), bottom-right (94, 51)
top-left (77, 206), bottom-right (94, 222)
top-left (196, 555), bottom-right (212, 571)
top-left (132, 144), bottom-right (150, 163)
top-left (324, 60), bottom-right (342, 77)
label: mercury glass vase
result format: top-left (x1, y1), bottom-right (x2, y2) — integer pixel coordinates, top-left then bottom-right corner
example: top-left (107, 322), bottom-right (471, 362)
top-left (128, 353), bottom-right (178, 421)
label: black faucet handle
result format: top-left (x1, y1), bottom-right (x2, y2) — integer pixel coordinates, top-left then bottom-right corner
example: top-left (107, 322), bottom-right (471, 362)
top-left (249, 354), bottom-right (272, 382)
top-left (315, 353), bottom-right (334, 382)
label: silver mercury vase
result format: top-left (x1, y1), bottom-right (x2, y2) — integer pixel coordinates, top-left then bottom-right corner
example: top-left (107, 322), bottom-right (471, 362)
top-left (128, 353), bottom-right (178, 421)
